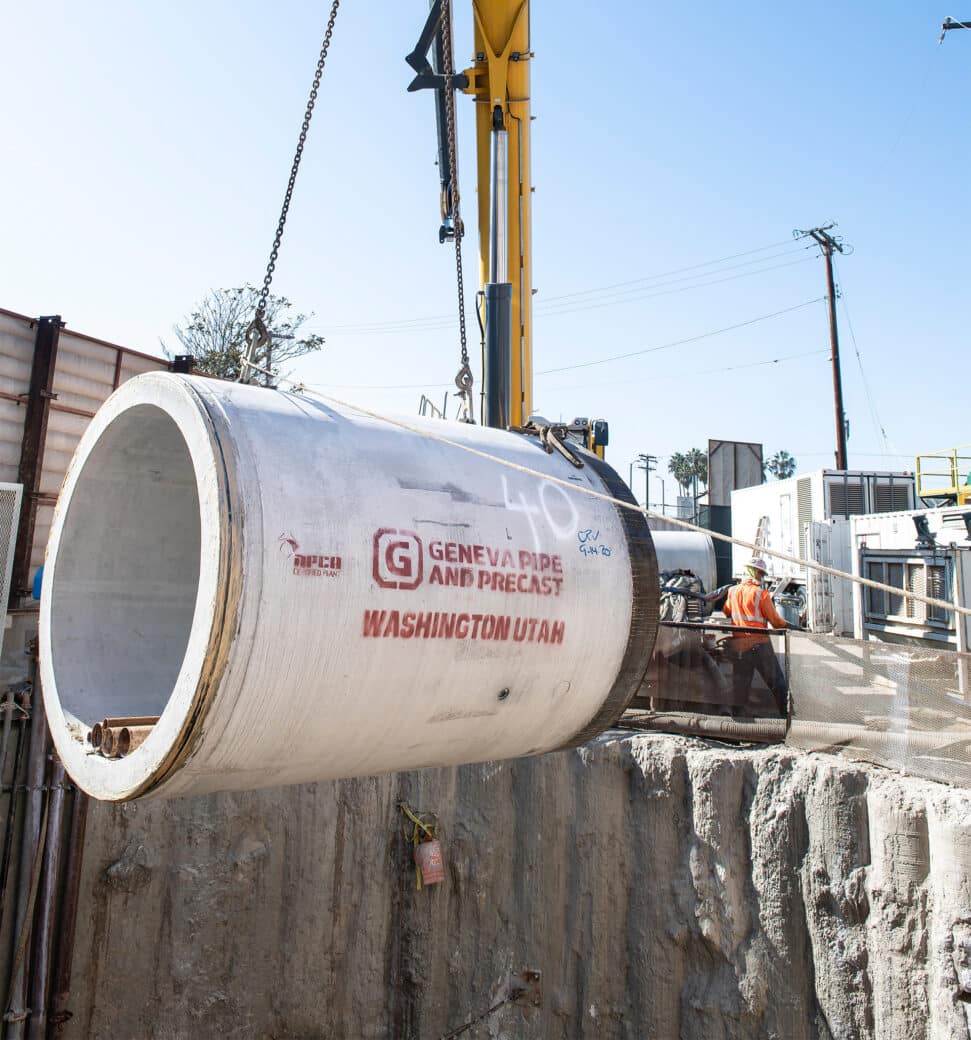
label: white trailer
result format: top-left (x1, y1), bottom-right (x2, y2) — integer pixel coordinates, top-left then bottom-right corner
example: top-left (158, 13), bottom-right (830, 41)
top-left (730, 469), bottom-right (915, 634)
top-left (730, 469), bottom-right (914, 577)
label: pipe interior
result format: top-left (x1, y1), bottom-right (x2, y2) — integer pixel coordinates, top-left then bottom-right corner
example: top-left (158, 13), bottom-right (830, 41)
top-left (49, 404), bottom-right (201, 728)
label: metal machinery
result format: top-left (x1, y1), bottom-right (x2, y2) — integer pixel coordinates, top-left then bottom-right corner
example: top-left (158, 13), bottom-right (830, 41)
top-left (407, 1), bottom-right (609, 455)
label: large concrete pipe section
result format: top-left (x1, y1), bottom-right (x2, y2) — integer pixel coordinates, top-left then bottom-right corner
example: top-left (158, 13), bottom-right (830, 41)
top-left (652, 531), bottom-right (717, 592)
top-left (40, 374), bottom-right (658, 801)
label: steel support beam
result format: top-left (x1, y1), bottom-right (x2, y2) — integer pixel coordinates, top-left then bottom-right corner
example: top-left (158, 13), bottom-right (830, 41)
top-left (11, 316), bottom-right (63, 605)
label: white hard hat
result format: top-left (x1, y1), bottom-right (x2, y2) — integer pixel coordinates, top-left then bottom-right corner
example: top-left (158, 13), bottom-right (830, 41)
top-left (748, 557), bottom-right (768, 573)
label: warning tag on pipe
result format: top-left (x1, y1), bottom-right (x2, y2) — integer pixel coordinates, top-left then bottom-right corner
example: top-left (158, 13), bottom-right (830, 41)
top-left (362, 610), bottom-right (565, 644)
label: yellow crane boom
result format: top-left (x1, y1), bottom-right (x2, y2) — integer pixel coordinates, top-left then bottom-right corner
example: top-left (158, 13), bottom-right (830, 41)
top-left (462, 0), bottom-right (533, 426)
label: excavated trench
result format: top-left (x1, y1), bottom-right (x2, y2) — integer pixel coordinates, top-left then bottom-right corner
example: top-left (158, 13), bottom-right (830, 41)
top-left (62, 732), bottom-right (971, 1039)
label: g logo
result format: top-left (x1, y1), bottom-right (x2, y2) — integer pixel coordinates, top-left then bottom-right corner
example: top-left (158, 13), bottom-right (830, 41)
top-left (373, 529), bottom-right (423, 590)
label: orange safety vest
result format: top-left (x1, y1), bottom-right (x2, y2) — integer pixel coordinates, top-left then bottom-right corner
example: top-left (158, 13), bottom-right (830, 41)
top-left (725, 580), bottom-right (786, 650)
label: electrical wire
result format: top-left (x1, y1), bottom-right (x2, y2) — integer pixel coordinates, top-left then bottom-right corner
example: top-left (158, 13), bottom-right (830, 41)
top-left (536, 297), bottom-right (825, 376)
top-left (537, 348), bottom-right (827, 393)
top-left (536, 240), bottom-right (806, 306)
top-left (302, 297), bottom-right (826, 389)
top-left (306, 237), bottom-right (812, 335)
top-left (303, 253), bottom-right (814, 336)
top-left (528, 256), bottom-right (815, 321)
top-left (833, 259), bottom-right (891, 453)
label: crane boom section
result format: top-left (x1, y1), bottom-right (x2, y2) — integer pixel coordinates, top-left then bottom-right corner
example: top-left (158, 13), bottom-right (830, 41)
top-left (463, 1), bottom-right (533, 427)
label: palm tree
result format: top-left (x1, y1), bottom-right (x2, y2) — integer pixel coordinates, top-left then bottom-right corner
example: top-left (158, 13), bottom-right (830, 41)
top-left (685, 448), bottom-right (708, 500)
top-left (765, 450), bottom-right (797, 480)
top-left (668, 453), bottom-right (692, 496)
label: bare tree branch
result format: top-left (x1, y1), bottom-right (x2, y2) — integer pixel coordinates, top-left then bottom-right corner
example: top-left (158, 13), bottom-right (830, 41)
top-left (162, 285), bottom-right (325, 382)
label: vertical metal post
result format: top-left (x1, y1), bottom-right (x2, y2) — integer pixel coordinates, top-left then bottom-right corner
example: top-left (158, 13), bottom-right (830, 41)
top-left (483, 113), bottom-right (512, 430)
top-left (823, 247), bottom-right (848, 470)
top-left (49, 789), bottom-right (88, 1030)
top-left (11, 317), bottom-right (63, 606)
top-left (26, 758), bottom-right (65, 1040)
top-left (5, 650), bottom-right (49, 1038)
top-left (489, 124), bottom-right (508, 284)
top-left (483, 284), bottom-right (512, 429)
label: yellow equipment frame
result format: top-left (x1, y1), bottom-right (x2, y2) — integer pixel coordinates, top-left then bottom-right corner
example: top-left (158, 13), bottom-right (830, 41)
top-left (915, 448), bottom-right (971, 505)
top-left (462, 0), bottom-right (533, 427)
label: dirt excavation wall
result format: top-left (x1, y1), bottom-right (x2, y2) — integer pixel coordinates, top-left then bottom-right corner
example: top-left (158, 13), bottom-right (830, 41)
top-left (63, 733), bottom-right (971, 1039)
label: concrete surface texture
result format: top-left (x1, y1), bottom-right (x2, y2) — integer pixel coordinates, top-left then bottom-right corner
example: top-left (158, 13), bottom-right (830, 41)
top-left (63, 732), bottom-right (971, 1039)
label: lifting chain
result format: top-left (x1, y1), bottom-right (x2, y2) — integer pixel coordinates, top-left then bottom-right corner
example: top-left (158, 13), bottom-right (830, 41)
top-left (438, 0), bottom-right (475, 422)
top-left (240, 0), bottom-right (341, 384)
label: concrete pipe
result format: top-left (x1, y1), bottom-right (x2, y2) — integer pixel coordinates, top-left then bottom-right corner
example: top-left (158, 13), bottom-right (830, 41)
top-left (40, 374), bottom-right (658, 801)
top-left (653, 531), bottom-right (717, 593)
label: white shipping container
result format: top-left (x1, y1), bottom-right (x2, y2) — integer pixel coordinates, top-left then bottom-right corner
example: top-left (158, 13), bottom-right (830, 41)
top-left (730, 469), bottom-right (915, 579)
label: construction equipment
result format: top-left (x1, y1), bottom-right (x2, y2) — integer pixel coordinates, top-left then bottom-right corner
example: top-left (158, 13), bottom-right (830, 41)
top-left (408, 1), bottom-right (610, 445)
top-left (38, 3), bottom-right (659, 801)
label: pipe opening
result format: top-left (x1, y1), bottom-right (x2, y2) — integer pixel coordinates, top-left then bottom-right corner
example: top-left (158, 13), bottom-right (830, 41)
top-left (48, 404), bottom-right (201, 732)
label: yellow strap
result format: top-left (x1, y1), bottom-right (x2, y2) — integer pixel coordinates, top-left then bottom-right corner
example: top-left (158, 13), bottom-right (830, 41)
top-left (399, 802), bottom-right (436, 891)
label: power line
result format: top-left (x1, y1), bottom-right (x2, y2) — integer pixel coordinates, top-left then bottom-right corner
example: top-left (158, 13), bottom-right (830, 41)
top-left (534, 244), bottom-right (809, 308)
top-left (308, 255), bottom-right (816, 337)
top-left (531, 255), bottom-right (815, 321)
top-left (537, 348), bottom-right (828, 393)
top-left (306, 237), bottom-right (811, 335)
top-left (537, 297), bottom-right (826, 375)
top-left (306, 297), bottom-right (826, 389)
top-left (833, 258), bottom-right (891, 454)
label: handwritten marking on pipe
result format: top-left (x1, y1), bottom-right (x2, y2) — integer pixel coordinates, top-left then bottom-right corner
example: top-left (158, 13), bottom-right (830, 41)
top-left (539, 480), bottom-right (580, 540)
top-left (362, 610), bottom-right (566, 644)
top-left (577, 529), bottom-right (612, 558)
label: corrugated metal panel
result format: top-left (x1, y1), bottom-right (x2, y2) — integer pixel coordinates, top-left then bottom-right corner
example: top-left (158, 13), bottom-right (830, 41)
top-left (52, 332), bottom-right (117, 414)
top-left (796, 477), bottom-right (812, 558)
top-left (1, 311), bottom-right (172, 586)
top-left (0, 400), bottom-right (25, 484)
top-left (40, 410), bottom-right (90, 497)
top-left (0, 312), bottom-right (33, 487)
top-left (120, 352), bottom-right (167, 381)
top-left (30, 504), bottom-right (54, 573)
top-left (0, 484), bottom-right (23, 631)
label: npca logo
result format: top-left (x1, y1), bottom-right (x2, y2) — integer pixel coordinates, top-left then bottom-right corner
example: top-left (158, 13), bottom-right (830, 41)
top-left (373, 528), bottom-right (423, 590)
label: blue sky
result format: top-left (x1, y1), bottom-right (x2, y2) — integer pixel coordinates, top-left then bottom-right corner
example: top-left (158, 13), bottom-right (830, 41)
top-left (2, 2), bottom-right (967, 508)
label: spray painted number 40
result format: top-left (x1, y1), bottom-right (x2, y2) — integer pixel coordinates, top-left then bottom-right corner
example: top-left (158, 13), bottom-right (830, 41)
top-left (501, 474), bottom-right (579, 549)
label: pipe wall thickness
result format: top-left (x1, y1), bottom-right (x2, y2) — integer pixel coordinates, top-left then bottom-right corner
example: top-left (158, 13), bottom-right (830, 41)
top-left (40, 375), bottom-right (658, 801)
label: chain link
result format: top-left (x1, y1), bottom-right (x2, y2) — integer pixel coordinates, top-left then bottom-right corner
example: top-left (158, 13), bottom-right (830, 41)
top-left (439, 0), bottom-right (474, 421)
top-left (241, 0), bottom-right (341, 382)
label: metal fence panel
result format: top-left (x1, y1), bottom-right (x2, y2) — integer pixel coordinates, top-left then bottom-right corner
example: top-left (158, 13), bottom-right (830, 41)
top-left (787, 632), bottom-right (971, 787)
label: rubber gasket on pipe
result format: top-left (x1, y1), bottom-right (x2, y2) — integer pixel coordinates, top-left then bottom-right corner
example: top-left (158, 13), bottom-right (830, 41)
top-left (40, 374), bottom-right (658, 801)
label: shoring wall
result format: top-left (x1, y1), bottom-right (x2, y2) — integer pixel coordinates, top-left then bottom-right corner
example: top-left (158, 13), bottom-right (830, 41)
top-left (55, 732), bottom-right (971, 1040)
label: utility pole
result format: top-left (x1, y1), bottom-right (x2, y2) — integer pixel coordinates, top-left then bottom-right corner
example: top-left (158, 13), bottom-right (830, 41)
top-left (636, 454), bottom-right (657, 510)
top-left (794, 223), bottom-right (851, 470)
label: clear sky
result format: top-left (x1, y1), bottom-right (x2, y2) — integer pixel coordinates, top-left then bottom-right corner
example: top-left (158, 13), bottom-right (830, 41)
top-left (2, 2), bottom-right (967, 509)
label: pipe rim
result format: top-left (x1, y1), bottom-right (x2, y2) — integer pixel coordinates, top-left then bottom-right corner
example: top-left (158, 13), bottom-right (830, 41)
top-left (39, 374), bottom-right (226, 800)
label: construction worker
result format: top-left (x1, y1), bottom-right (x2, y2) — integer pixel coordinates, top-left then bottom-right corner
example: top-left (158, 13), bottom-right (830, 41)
top-left (722, 557), bottom-right (790, 717)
